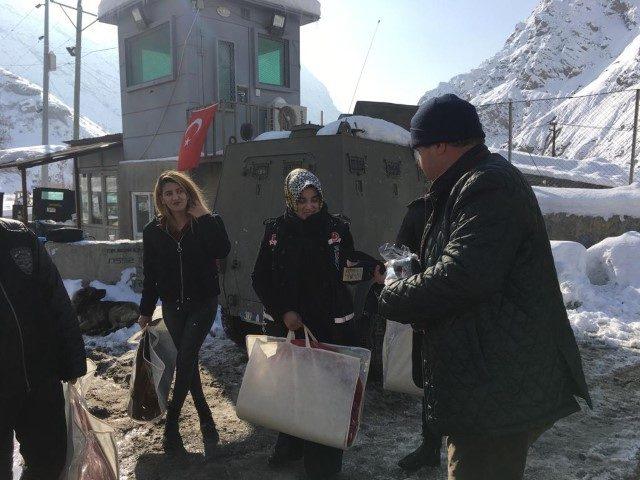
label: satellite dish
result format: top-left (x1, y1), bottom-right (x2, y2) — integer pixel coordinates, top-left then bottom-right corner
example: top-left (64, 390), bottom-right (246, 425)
top-left (240, 123), bottom-right (254, 141)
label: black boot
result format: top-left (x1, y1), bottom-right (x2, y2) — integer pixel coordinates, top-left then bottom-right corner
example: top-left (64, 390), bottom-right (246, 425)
top-left (200, 418), bottom-right (220, 446)
top-left (398, 439), bottom-right (441, 472)
top-left (163, 406), bottom-right (186, 454)
top-left (267, 434), bottom-right (304, 468)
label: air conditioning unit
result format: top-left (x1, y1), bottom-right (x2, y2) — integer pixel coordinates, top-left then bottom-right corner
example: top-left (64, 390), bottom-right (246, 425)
top-left (270, 105), bottom-right (307, 131)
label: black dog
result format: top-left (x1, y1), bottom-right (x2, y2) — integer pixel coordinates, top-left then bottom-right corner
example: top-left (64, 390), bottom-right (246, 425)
top-left (72, 286), bottom-right (139, 336)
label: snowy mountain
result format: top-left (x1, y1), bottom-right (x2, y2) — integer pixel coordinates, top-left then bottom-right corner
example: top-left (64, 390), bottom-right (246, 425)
top-left (0, 67), bottom-right (106, 148)
top-left (301, 66), bottom-right (342, 124)
top-left (420, 0), bottom-right (640, 177)
top-left (0, 0), bottom-right (122, 134)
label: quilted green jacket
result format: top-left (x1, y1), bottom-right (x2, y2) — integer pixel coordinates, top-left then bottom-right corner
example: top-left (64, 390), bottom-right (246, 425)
top-left (379, 144), bottom-right (591, 436)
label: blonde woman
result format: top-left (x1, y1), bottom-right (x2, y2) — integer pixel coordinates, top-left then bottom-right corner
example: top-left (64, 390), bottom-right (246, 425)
top-left (137, 170), bottom-right (230, 454)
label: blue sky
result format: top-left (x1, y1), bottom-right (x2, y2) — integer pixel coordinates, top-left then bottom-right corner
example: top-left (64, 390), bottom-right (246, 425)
top-left (301, 0), bottom-right (541, 111)
top-left (80, 0), bottom-right (541, 112)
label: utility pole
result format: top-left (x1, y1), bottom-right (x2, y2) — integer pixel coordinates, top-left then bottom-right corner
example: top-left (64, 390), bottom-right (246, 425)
top-left (630, 89), bottom-right (639, 185)
top-left (42, 0), bottom-right (50, 186)
top-left (508, 100), bottom-right (513, 163)
top-left (549, 121), bottom-right (557, 157)
top-left (73, 0), bottom-right (83, 140)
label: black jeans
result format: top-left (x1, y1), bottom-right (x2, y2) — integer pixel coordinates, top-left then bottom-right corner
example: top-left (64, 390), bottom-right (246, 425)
top-left (422, 399), bottom-right (442, 449)
top-left (0, 381), bottom-right (67, 480)
top-left (162, 298), bottom-right (217, 421)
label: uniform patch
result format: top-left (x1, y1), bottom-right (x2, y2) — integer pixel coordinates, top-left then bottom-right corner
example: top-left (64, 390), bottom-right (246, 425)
top-left (269, 233), bottom-right (278, 246)
top-left (328, 232), bottom-right (342, 245)
top-left (10, 247), bottom-right (33, 275)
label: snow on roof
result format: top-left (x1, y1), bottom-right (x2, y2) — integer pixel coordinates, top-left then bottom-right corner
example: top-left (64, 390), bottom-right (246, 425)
top-left (0, 145), bottom-right (68, 167)
top-left (317, 116), bottom-right (411, 147)
top-left (98, 0), bottom-right (320, 21)
top-left (533, 182), bottom-right (640, 220)
top-left (253, 130), bottom-right (291, 141)
top-left (97, 0), bottom-right (137, 18)
top-left (249, 0), bottom-right (320, 19)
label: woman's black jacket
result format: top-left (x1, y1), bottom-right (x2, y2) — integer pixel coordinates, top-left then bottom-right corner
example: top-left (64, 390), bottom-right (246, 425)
top-left (251, 206), bottom-right (355, 340)
top-left (140, 214), bottom-right (230, 316)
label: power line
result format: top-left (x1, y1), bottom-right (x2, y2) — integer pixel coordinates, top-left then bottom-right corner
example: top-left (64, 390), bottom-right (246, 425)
top-left (0, 4), bottom-right (39, 42)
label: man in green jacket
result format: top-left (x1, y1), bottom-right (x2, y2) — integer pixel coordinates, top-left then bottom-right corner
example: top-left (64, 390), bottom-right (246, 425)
top-left (378, 94), bottom-right (591, 480)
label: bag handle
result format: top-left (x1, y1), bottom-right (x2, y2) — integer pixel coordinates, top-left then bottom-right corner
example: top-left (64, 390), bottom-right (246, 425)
top-left (286, 324), bottom-right (318, 348)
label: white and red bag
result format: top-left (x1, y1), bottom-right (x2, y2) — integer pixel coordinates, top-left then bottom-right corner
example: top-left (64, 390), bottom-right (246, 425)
top-left (382, 320), bottom-right (424, 396)
top-left (236, 326), bottom-right (370, 450)
top-left (61, 361), bottom-right (119, 480)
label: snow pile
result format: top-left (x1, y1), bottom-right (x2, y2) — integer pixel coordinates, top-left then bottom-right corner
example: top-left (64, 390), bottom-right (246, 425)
top-left (253, 131), bottom-right (291, 141)
top-left (499, 149), bottom-right (628, 187)
top-left (534, 182), bottom-right (640, 219)
top-left (551, 232), bottom-right (640, 350)
top-left (64, 268), bottom-right (141, 307)
top-left (317, 116), bottom-right (411, 147)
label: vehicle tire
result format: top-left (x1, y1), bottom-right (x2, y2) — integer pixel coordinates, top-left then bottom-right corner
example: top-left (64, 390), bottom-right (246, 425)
top-left (221, 308), bottom-right (263, 349)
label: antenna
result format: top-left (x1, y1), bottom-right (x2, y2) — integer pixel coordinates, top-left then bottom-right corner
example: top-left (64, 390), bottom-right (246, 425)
top-left (348, 19), bottom-right (381, 114)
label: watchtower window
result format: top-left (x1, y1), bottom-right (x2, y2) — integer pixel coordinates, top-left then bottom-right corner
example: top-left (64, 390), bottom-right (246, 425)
top-left (125, 22), bottom-right (173, 87)
top-left (258, 36), bottom-right (287, 86)
top-left (218, 40), bottom-right (236, 102)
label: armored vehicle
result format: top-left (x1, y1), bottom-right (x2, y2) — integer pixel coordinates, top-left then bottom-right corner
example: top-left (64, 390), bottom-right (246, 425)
top-left (211, 120), bottom-right (427, 372)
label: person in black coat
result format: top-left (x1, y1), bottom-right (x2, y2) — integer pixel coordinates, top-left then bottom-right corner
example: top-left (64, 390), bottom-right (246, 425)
top-left (394, 196), bottom-right (444, 472)
top-left (0, 218), bottom-right (87, 480)
top-left (252, 168), bottom-right (356, 480)
top-left (138, 170), bottom-right (230, 454)
top-left (379, 94), bottom-right (591, 480)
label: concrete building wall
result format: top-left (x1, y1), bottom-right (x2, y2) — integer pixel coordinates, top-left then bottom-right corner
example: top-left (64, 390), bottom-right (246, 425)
top-left (115, 0), bottom-right (302, 162)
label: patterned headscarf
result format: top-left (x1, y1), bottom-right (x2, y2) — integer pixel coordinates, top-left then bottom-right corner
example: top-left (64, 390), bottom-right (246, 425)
top-left (284, 168), bottom-right (324, 212)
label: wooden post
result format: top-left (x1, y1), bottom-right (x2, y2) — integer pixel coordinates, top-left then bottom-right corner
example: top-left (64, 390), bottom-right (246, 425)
top-left (20, 168), bottom-right (28, 223)
top-left (74, 156), bottom-right (82, 229)
top-left (508, 100), bottom-right (513, 163)
top-left (630, 89), bottom-right (639, 184)
top-left (550, 121), bottom-right (557, 157)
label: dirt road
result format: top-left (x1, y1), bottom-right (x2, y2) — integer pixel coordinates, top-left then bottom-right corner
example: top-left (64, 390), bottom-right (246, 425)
top-left (84, 337), bottom-right (640, 480)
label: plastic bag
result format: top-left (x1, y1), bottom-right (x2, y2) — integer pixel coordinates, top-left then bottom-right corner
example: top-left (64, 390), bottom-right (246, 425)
top-left (378, 243), bottom-right (418, 285)
top-left (61, 361), bottom-right (119, 480)
top-left (382, 320), bottom-right (423, 396)
top-left (127, 316), bottom-right (177, 422)
top-left (237, 327), bottom-right (371, 450)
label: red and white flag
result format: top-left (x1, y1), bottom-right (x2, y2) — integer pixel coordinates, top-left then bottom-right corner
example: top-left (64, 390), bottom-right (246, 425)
top-left (177, 104), bottom-right (217, 171)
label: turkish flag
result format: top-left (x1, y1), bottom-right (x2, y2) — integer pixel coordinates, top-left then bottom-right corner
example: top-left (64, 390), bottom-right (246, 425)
top-left (177, 104), bottom-right (217, 171)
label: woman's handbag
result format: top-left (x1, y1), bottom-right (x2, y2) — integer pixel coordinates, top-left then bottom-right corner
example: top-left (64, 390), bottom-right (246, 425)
top-left (236, 326), bottom-right (371, 450)
top-left (127, 313), bottom-right (177, 422)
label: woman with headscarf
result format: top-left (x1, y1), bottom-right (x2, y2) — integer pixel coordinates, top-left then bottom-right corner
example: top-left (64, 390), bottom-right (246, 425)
top-left (251, 168), bottom-right (357, 480)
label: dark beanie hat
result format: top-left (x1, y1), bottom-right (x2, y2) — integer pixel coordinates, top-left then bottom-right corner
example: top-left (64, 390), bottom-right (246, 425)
top-left (410, 93), bottom-right (485, 149)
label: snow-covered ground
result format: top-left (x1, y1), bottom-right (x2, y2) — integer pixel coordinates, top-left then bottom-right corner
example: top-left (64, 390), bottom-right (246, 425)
top-left (534, 182), bottom-right (640, 219)
top-left (10, 230), bottom-right (640, 479)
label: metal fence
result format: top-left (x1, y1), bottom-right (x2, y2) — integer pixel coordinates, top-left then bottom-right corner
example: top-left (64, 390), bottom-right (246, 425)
top-left (474, 89), bottom-right (640, 186)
